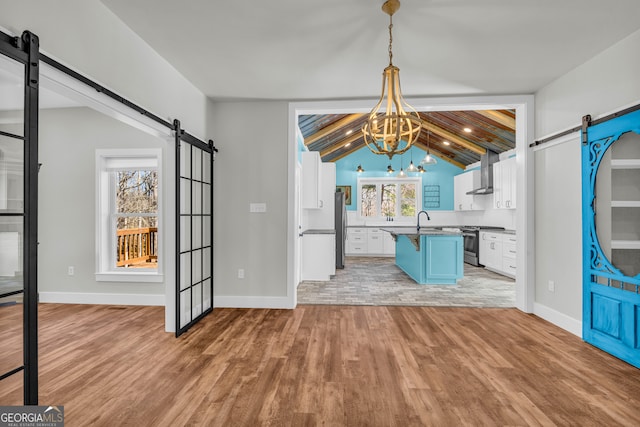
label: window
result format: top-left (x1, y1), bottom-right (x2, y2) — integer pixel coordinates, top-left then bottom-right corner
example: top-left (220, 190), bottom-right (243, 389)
top-left (357, 178), bottom-right (420, 221)
top-left (96, 149), bottom-right (162, 282)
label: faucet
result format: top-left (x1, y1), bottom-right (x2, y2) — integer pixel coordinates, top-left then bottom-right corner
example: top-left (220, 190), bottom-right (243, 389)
top-left (417, 210), bottom-right (431, 231)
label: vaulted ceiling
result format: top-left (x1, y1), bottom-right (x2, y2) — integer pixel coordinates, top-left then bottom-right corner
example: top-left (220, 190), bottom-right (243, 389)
top-left (98, 0), bottom-right (640, 166)
top-left (299, 109), bottom-right (515, 168)
top-left (101, 0), bottom-right (640, 101)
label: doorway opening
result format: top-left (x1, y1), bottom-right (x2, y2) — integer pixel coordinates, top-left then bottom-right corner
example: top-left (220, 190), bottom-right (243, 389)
top-left (288, 96), bottom-right (534, 311)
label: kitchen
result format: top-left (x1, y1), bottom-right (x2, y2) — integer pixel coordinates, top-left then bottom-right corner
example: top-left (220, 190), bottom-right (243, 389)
top-left (297, 109), bottom-right (518, 304)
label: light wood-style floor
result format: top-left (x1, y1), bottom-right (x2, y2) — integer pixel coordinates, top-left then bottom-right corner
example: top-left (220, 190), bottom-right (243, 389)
top-left (2, 304), bottom-right (640, 426)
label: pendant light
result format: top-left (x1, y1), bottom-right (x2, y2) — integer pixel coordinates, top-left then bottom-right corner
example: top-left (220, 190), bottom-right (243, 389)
top-left (387, 165), bottom-right (395, 173)
top-left (407, 148), bottom-right (417, 172)
top-left (362, 0), bottom-right (422, 159)
top-left (396, 155), bottom-right (407, 178)
top-left (420, 114), bottom-right (438, 166)
top-left (356, 164), bottom-right (365, 173)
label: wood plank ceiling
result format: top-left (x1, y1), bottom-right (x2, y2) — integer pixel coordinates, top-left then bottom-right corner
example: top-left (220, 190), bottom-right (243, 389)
top-left (299, 110), bottom-right (516, 168)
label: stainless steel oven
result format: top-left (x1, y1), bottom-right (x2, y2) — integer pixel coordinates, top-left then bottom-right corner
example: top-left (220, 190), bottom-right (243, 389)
top-left (460, 226), bottom-right (504, 266)
top-left (461, 227), bottom-right (480, 266)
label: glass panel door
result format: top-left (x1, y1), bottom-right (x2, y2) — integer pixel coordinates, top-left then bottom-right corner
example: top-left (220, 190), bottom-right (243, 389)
top-left (175, 124), bottom-right (214, 337)
top-left (0, 31), bottom-right (38, 405)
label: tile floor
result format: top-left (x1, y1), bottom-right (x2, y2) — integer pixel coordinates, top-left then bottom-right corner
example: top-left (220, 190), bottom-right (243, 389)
top-left (297, 256), bottom-right (515, 307)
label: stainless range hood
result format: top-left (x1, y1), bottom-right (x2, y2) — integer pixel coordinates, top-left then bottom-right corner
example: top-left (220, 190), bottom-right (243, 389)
top-left (466, 149), bottom-right (499, 195)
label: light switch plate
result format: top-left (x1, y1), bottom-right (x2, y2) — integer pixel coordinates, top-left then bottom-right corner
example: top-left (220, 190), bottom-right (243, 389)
top-left (250, 203), bottom-right (267, 213)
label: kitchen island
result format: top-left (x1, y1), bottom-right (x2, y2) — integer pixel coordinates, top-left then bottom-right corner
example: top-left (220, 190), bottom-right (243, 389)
top-left (381, 227), bottom-right (464, 285)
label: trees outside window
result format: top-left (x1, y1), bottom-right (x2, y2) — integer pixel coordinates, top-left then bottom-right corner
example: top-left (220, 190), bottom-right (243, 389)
top-left (96, 149), bottom-right (162, 282)
top-left (357, 178), bottom-right (420, 221)
top-left (115, 170), bottom-right (158, 269)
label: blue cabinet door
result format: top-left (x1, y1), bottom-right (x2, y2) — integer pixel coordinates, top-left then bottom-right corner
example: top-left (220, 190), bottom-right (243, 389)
top-left (424, 236), bottom-right (463, 283)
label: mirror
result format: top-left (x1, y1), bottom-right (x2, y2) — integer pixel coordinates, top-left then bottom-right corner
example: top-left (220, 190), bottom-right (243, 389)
top-left (594, 131), bottom-right (640, 278)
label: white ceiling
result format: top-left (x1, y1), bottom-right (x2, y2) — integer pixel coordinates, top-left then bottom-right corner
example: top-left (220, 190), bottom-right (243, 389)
top-left (99, 0), bottom-right (640, 101)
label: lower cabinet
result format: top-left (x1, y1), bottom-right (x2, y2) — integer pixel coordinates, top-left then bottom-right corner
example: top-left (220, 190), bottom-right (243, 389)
top-left (479, 231), bottom-right (516, 278)
top-left (367, 228), bottom-right (384, 253)
top-left (301, 233), bottom-right (335, 281)
top-left (502, 234), bottom-right (517, 277)
top-left (346, 227), bottom-right (367, 254)
top-left (346, 227), bottom-right (395, 256)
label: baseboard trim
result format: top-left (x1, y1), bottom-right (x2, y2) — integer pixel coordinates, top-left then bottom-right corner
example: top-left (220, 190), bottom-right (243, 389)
top-left (39, 292), bottom-right (165, 306)
top-left (214, 295), bottom-right (294, 309)
top-left (533, 302), bottom-right (582, 338)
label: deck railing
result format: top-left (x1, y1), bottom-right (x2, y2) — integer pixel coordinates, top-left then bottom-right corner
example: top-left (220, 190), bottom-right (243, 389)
top-left (117, 227), bottom-right (158, 267)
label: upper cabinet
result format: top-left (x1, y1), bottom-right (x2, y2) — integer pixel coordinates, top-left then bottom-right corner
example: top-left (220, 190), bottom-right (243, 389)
top-left (454, 170), bottom-right (484, 211)
top-left (493, 157), bottom-right (516, 210)
top-left (301, 151), bottom-right (322, 209)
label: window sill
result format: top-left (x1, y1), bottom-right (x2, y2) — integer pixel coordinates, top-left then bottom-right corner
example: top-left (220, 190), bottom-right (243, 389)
top-left (95, 272), bottom-right (164, 283)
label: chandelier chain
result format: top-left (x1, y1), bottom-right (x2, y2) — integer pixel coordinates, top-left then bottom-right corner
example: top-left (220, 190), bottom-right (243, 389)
top-left (388, 16), bottom-right (394, 65)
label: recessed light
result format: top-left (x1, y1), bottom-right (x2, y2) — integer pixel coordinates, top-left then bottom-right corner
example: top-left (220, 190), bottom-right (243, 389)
top-left (442, 140), bottom-right (450, 146)
top-left (463, 127), bottom-right (472, 133)
top-left (345, 129), bottom-right (353, 136)
top-left (345, 142), bottom-right (351, 147)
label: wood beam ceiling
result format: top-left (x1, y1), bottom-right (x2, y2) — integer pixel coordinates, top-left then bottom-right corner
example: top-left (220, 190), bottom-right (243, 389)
top-left (319, 132), bottom-right (363, 157)
top-left (475, 110), bottom-right (516, 130)
top-left (414, 141), bottom-right (466, 169)
top-left (420, 119), bottom-right (487, 155)
top-left (304, 113), bottom-right (363, 146)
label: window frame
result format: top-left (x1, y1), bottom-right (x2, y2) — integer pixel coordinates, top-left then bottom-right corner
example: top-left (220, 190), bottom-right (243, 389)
top-left (96, 149), bottom-right (163, 282)
top-left (356, 177), bottom-right (421, 222)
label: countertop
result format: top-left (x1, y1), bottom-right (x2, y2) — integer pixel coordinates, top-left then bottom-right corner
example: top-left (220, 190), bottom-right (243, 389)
top-left (301, 229), bottom-right (336, 235)
top-left (480, 229), bottom-right (516, 235)
top-left (380, 227), bottom-right (462, 236)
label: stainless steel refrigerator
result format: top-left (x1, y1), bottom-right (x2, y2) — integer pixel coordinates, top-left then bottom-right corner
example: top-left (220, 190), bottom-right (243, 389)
top-left (335, 191), bottom-right (346, 269)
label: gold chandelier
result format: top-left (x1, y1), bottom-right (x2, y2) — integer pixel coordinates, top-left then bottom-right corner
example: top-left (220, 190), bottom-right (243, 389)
top-left (362, 0), bottom-right (422, 159)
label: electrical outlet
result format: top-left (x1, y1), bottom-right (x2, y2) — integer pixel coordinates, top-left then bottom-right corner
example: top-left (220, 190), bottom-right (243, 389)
top-left (238, 269), bottom-right (245, 279)
top-left (68, 266), bottom-right (75, 276)
top-left (548, 280), bottom-right (555, 292)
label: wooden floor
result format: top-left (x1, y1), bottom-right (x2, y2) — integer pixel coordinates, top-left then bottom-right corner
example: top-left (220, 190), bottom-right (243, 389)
top-left (2, 304), bottom-right (640, 426)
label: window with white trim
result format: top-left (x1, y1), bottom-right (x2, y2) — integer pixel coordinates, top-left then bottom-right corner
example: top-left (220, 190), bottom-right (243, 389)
top-left (96, 149), bottom-right (162, 282)
top-left (357, 177), bottom-right (421, 221)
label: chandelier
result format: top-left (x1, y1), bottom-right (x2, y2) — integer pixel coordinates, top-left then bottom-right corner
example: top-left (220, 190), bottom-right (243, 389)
top-left (362, 0), bottom-right (422, 159)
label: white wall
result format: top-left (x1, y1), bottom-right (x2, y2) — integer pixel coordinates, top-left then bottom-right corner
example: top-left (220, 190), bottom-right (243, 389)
top-left (0, 0), bottom-right (209, 140)
top-left (210, 100), bottom-right (291, 308)
top-left (38, 107), bottom-right (171, 304)
top-left (533, 28), bottom-right (640, 335)
top-left (536, 29), bottom-right (640, 138)
top-left (1, 1), bottom-right (215, 331)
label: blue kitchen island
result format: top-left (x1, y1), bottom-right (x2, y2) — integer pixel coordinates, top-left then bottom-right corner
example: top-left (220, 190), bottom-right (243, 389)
top-left (382, 228), bottom-right (464, 285)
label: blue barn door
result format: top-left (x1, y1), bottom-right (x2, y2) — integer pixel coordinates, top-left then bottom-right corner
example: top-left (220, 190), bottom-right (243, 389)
top-left (582, 108), bottom-right (640, 368)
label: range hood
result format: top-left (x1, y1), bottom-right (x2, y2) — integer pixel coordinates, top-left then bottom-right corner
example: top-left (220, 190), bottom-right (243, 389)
top-left (466, 150), bottom-right (499, 195)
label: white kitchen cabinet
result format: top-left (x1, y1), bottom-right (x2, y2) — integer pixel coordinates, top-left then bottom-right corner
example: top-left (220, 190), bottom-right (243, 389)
top-left (493, 157), bottom-right (516, 210)
top-left (383, 231), bottom-right (396, 255)
top-left (301, 233), bottom-right (335, 281)
top-left (304, 162), bottom-right (336, 230)
top-left (502, 234), bottom-right (517, 278)
top-left (346, 227), bottom-right (395, 256)
top-left (301, 151), bottom-right (322, 209)
top-left (479, 231), bottom-right (502, 271)
top-left (367, 228), bottom-right (384, 254)
top-left (454, 170), bottom-right (485, 211)
top-left (346, 227), bottom-right (367, 254)
top-left (480, 231), bottom-right (516, 278)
